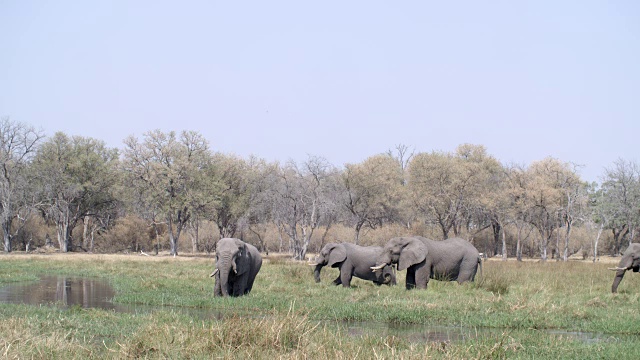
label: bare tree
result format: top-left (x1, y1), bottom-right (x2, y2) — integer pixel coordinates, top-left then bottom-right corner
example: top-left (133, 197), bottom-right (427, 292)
top-left (271, 156), bottom-right (337, 260)
top-left (0, 118), bottom-right (44, 252)
top-left (600, 159), bottom-right (640, 255)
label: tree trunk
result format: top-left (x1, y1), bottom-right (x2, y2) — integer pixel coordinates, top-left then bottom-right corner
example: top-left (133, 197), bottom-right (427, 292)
top-left (612, 226), bottom-right (628, 256)
top-left (82, 216), bottom-right (90, 250)
top-left (501, 223), bottom-right (507, 261)
top-left (492, 221), bottom-right (501, 258)
top-left (57, 220), bottom-right (73, 252)
top-left (2, 219), bottom-right (12, 253)
top-left (563, 218), bottom-right (572, 261)
top-left (168, 207), bottom-right (190, 256)
top-left (539, 227), bottom-right (548, 261)
top-left (516, 223), bottom-right (523, 262)
top-left (593, 224), bottom-right (603, 263)
top-left (555, 227), bottom-right (560, 261)
top-left (90, 225), bottom-right (96, 253)
top-left (354, 221), bottom-right (363, 245)
top-left (168, 214), bottom-right (178, 256)
top-left (319, 220), bottom-right (333, 250)
top-left (191, 219), bottom-right (199, 253)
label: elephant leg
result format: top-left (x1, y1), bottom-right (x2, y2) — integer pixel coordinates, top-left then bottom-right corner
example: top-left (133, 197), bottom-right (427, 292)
top-left (340, 267), bottom-right (353, 288)
top-left (332, 275), bottom-right (342, 285)
top-left (406, 268), bottom-right (416, 290)
top-left (233, 275), bottom-right (249, 296)
top-left (413, 262), bottom-right (430, 290)
top-left (457, 265), bottom-right (478, 284)
top-left (245, 273), bottom-right (257, 294)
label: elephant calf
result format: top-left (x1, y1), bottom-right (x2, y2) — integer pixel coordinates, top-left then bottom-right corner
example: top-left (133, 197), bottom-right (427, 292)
top-left (211, 238), bottom-right (262, 297)
top-left (610, 243), bottom-right (640, 293)
top-left (309, 242), bottom-right (396, 287)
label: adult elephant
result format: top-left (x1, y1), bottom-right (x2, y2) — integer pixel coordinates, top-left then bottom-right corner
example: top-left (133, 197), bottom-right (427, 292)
top-left (309, 243), bottom-right (396, 287)
top-left (371, 236), bottom-right (481, 290)
top-left (609, 243), bottom-right (640, 293)
top-left (210, 238), bottom-right (262, 297)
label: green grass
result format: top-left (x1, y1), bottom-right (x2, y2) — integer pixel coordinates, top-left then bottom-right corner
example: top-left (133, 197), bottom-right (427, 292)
top-left (0, 254), bottom-right (639, 359)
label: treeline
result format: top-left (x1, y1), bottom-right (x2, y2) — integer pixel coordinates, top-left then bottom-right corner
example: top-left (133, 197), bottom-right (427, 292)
top-left (0, 117), bottom-right (637, 260)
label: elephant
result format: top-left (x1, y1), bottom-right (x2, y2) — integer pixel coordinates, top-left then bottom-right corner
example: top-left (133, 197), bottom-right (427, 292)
top-left (371, 236), bottom-right (481, 290)
top-left (309, 242), bottom-right (396, 287)
top-left (210, 238), bottom-right (262, 297)
top-left (609, 243), bottom-right (640, 293)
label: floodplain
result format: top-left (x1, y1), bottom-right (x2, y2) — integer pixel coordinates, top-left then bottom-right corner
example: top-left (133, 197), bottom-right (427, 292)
top-left (0, 253), bottom-right (638, 359)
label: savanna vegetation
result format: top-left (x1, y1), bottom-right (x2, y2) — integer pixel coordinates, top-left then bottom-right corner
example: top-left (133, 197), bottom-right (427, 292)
top-left (1, 114), bottom-right (639, 359)
top-left (0, 117), bottom-right (639, 264)
top-left (0, 254), bottom-right (638, 359)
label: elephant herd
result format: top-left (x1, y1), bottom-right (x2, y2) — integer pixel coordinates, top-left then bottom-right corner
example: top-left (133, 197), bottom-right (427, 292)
top-left (210, 236), bottom-right (640, 297)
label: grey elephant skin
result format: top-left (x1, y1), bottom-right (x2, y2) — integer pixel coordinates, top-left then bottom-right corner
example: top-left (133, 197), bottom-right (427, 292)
top-left (373, 236), bottom-right (481, 290)
top-left (310, 243), bottom-right (396, 287)
top-left (610, 243), bottom-right (640, 293)
top-left (211, 238), bottom-right (262, 297)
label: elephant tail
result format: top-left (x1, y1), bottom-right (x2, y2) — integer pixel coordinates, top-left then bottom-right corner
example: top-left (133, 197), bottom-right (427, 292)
top-left (477, 255), bottom-right (483, 281)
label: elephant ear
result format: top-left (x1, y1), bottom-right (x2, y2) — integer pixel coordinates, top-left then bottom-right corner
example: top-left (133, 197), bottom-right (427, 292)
top-left (398, 238), bottom-right (427, 271)
top-left (234, 239), bottom-right (249, 276)
top-left (327, 244), bottom-right (347, 267)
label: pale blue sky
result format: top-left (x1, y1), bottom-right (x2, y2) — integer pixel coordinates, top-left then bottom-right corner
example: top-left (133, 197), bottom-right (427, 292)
top-left (1, 1), bottom-right (639, 182)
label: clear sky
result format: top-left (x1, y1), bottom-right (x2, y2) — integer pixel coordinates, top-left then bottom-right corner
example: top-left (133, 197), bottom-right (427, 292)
top-left (1, 1), bottom-right (639, 182)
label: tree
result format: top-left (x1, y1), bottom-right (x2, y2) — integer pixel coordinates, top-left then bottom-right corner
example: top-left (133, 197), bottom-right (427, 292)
top-left (526, 157), bottom-right (582, 261)
top-left (341, 154), bottom-right (405, 243)
top-left (205, 153), bottom-right (251, 239)
top-left (600, 159), bottom-right (640, 255)
top-left (122, 130), bottom-right (212, 256)
top-left (271, 156), bottom-right (337, 260)
top-left (504, 163), bottom-right (534, 261)
top-left (586, 182), bottom-right (606, 262)
top-left (0, 118), bottom-right (44, 252)
top-left (242, 157), bottom-right (279, 253)
top-left (454, 144), bottom-right (505, 256)
top-left (408, 146), bottom-right (488, 240)
top-left (556, 164), bottom-right (587, 261)
top-left (33, 133), bottom-right (119, 252)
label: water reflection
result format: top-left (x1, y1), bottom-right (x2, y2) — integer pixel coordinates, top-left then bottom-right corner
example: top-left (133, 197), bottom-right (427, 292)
top-left (340, 321), bottom-right (639, 344)
top-left (0, 276), bottom-right (118, 310)
top-left (340, 321), bottom-right (497, 343)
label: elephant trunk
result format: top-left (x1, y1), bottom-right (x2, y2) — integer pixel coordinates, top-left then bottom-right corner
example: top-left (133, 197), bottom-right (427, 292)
top-left (611, 255), bottom-right (633, 293)
top-left (217, 256), bottom-right (236, 297)
top-left (372, 252), bottom-right (392, 272)
top-left (219, 267), bottom-right (231, 297)
top-left (612, 269), bottom-right (626, 293)
top-left (313, 264), bottom-right (323, 283)
top-left (382, 270), bottom-right (396, 285)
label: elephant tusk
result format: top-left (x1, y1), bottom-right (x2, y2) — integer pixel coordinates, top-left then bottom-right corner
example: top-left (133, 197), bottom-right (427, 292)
top-left (209, 268), bottom-right (219, 277)
top-left (370, 264), bottom-right (386, 272)
top-left (307, 263), bottom-right (320, 266)
top-left (608, 267), bottom-right (627, 271)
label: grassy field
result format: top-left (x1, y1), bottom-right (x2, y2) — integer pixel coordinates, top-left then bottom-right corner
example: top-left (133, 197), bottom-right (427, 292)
top-left (0, 253), bottom-right (639, 359)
